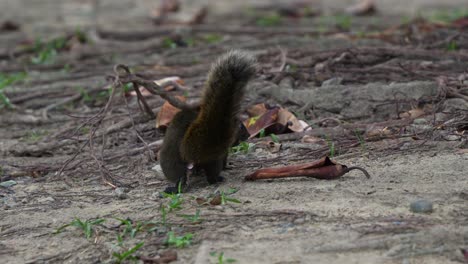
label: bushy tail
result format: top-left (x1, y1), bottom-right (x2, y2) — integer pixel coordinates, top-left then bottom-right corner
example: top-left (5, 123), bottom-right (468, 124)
top-left (181, 50), bottom-right (256, 163)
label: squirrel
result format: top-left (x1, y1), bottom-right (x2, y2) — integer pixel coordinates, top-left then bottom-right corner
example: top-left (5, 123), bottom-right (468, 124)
top-left (159, 50), bottom-right (256, 192)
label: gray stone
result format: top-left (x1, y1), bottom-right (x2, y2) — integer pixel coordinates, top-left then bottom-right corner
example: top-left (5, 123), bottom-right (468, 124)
top-left (413, 118), bottom-right (428, 125)
top-left (2, 196), bottom-right (17, 209)
top-left (444, 134), bottom-right (461, 141)
top-left (443, 98), bottom-right (468, 112)
top-left (410, 199), bottom-right (433, 213)
top-left (114, 188), bottom-right (129, 200)
top-left (0, 180), bottom-right (17, 187)
top-left (37, 196), bottom-right (55, 203)
top-left (322, 77), bottom-right (343, 86)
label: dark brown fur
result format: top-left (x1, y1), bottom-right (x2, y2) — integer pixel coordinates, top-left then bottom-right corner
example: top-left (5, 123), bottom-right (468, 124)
top-left (159, 50), bottom-right (256, 190)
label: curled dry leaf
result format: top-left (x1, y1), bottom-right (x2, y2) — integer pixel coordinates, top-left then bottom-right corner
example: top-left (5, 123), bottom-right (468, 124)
top-left (366, 126), bottom-right (393, 138)
top-left (301, 135), bottom-right (326, 144)
top-left (209, 194), bottom-right (222, 206)
top-left (244, 107), bottom-right (280, 138)
top-left (399, 108), bottom-right (425, 119)
top-left (195, 197), bottom-right (207, 205)
top-left (155, 96), bottom-right (186, 129)
top-left (129, 76), bottom-right (183, 97)
top-left (151, 0), bottom-right (180, 19)
top-left (155, 76), bottom-right (184, 91)
top-left (277, 108), bottom-right (309, 133)
top-left (246, 103), bottom-right (269, 117)
top-left (245, 156), bottom-right (370, 181)
top-left (345, 0), bottom-right (376, 16)
top-left (243, 104), bottom-right (309, 138)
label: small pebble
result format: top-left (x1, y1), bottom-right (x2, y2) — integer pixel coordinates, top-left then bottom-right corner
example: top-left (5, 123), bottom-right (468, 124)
top-left (410, 199), bottom-right (433, 213)
top-left (412, 118), bottom-right (428, 125)
top-left (151, 164), bottom-right (166, 180)
top-left (322, 77), bottom-right (343, 86)
top-left (2, 196), bottom-right (17, 209)
top-left (114, 188), bottom-right (129, 200)
top-left (37, 196), bottom-right (55, 203)
top-left (150, 192), bottom-right (162, 201)
top-left (444, 134), bottom-right (461, 141)
top-left (0, 180), bottom-right (17, 187)
top-left (293, 217), bottom-right (305, 225)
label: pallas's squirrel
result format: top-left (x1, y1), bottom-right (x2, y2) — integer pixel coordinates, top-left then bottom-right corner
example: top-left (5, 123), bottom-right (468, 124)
top-left (159, 50), bottom-right (256, 192)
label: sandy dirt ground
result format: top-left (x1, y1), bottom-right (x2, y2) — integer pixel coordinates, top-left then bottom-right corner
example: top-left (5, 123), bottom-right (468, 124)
top-left (0, 1), bottom-right (467, 264)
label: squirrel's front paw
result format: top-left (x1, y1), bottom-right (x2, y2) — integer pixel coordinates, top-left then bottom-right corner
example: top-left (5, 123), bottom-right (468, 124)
top-left (207, 176), bottom-right (225, 184)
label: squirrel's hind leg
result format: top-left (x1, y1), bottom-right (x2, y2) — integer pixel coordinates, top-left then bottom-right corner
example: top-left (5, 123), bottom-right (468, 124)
top-left (200, 159), bottom-right (225, 184)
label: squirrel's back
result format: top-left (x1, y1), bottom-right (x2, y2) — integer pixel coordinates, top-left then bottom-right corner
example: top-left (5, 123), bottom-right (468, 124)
top-left (181, 50), bottom-right (256, 163)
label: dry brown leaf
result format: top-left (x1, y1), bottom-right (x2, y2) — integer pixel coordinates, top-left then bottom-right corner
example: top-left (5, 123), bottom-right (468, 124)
top-left (245, 156), bottom-right (370, 181)
top-left (345, 0), bottom-right (376, 16)
top-left (156, 96), bottom-right (186, 129)
top-left (155, 76), bottom-right (184, 91)
top-left (246, 103), bottom-right (269, 117)
top-left (301, 135), bottom-right (326, 144)
top-left (277, 108), bottom-right (308, 133)
top-left (244, 107), bottom-right (280, 138)
top-left (366, 126), bottom-right (393, 138)
top-left (399, 108), bottom-right (425, 119)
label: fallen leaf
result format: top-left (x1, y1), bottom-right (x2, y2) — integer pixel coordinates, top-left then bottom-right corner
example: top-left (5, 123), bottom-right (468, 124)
top-left (277, 108), bottom-right (308, 132)
top-left (155, 76), bottom-right (184, 91)
top-left (195, 197), bottom-right (207, 205)
top-left (0, 20), bottom-right (20, 31)
top-left (209, 194), bottom-right (222, 205)
top-left (245, 156), bottom-right (370, 181)
top-left (345, 0), bottom-right (376, 16)
top-left (399, 108), bottom-right (425, 119)
top-left (188, 6), bottom-right (208, 25)
top-left (301, 135), bottom-right (326, 144)
top-left (246, 103), bottom-right (269, 117)
top-left (243, 104), bottom-right (309, 137)
top-left (151, 0), bottom-right (180, 19)
top-left (156, 96), bottom-right (186, 129)
top-left (452, 17), bottom-right (468, 28)
top-left (244, 107), bottom-right (280, 138)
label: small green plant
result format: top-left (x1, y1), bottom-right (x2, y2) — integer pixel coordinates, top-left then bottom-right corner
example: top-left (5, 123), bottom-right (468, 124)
top-left (319, 15), bottom-right (352, 31)
top-left (427, 9), bottom-right (468, 23)
top-left (220, 189), bottom-right (241, 205)
top-left (178, 209), bottom-right (202, 223)
top-left (115, 218), bottom-right (143, 239)
top-left (258, 128), bottom-right (266, 138)
top-left (23, 130), bottom-right (47, 142)
top-left (335, 15), bottom-right (352, 30)
top-left (256, 12), bottom-right (282, 26)
top-left (270, 133), bottom-right (279, 143)
top-left (446, 41), bottom-right (458, 51)
top-left (159, 205), bottom-right (168, 226)
top-left (162, 37), bottom-right (178, 49)
top-left (97, 87), bottom-right (113, 99)
top-left (230, 142), bottom-right (254, 154)
top-left (210, 251), bottom-right (237, 264)
top-left (31, 37), bottom-right (68, 64)
top-left (62, 63), bottom-right (72, 73)
top-left (0, 72), bottom-right (27, 108)
top-left (123, 83), bottom-right (133, 93)
top-left (54, 218), bottom-right (105, 239)
top-left (112, 242), bottom-right (144, 264)
top-left (354, 130), bottom-right (367, 153)
top-left (77, 87), bottom-right (92, 102)
top-left (325, 137), bottom-right (335, 158)
top-left (162, 186), bottom-right (184, 212)
top-left (202, 33), bottom-right (223, 44)
top-left (166, 231), bottom-right (193, 248)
